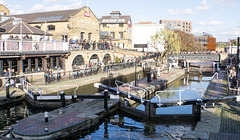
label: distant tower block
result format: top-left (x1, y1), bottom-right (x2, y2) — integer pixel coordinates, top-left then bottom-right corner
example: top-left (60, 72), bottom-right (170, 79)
top-left (0, 4), bottom-right (10, 16)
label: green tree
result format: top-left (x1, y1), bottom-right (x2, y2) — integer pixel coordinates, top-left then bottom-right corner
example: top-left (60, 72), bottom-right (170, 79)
top-left (150, 29), bottom-right (182, 63)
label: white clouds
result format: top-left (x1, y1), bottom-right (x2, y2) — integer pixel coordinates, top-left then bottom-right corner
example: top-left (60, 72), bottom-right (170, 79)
top-left (197, 0), bottom-right (210, 10)
top-left (26, 1), bottom-right (83, 13)
top-left (167, 8), bottom-right (196, 15)
top-left (213, 0), bottom-right (240, 7)
top-left (196, 20), bottom-right (223, 26)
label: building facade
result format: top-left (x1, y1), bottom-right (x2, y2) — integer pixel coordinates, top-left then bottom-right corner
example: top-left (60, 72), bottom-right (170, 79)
top-left (160, 20), bottom-right (192, 33)
top-left (99, 11), bottom-right (132, 49)
top-left (193, 32), bottom-right (216, 51)
top-left (12, 6), bottom-right (100, 42)
top-left (0, 4), bottom-right (10, 16)
top-left (132, 22), bottom-right (164, 52)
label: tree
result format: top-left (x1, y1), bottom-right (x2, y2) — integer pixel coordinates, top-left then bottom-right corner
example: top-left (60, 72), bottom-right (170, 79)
top-left (174, 30), bottom-right (200, 52)
top-left (150, 29), bottom-right (181, 63)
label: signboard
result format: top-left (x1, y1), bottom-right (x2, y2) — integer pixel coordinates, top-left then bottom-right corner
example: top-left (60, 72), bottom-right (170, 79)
top-left (84, 13), bottom-right (90, 17)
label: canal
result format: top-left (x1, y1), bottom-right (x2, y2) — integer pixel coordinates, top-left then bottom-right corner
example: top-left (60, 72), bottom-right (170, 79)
top-left (0, 73), bottom-right (213, 139)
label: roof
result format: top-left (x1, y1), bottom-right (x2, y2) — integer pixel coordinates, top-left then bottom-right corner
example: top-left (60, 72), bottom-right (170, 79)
top-left (0, 20), bottom-right (52, 36)
top-left (100, 15), bottom-right (131, 24)
top-left (10, 6), bottom-right (94, 24)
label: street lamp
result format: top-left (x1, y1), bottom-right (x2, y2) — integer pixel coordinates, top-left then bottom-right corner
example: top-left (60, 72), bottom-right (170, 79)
top-left (135, 60), bottom-right (137, 86)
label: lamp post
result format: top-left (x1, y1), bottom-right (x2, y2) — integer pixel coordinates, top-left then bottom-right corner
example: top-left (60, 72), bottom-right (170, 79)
top-left (135, 60), bottom-right (137, 86)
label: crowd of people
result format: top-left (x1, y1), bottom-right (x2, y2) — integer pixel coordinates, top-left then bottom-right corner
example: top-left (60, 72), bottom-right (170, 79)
top-left (1, 68), bottom-right (25, 88)
top-left (69, 39), bottom-right (112, 50)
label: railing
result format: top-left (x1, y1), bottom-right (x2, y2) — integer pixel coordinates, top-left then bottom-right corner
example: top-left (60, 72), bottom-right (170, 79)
top-left (155, 88), bottom-right (206, 107)
top-left (0, 40), bottom-right (68, 51)
top-left (115, 80), bottom-right (147, 103)
top-left (212, 72), bottom-right (219, 80)
top-left (115, 80), bottom-right (131, 98)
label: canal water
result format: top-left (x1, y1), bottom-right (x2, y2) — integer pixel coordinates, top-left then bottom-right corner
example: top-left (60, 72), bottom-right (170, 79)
top-left (0, 74), bottom-right (212, 139)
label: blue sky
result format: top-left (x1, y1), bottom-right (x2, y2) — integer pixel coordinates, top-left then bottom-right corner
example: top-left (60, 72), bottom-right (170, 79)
top-left (3, 0), bottom-right (240, 42)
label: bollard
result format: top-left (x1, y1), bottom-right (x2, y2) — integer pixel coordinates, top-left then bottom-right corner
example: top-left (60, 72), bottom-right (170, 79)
top-left (6, 83), bottom-right (10, 99)
top-left (104, 90), bottom-right (109, 112)
top-left (60, 91), bottom-right (66, 107)
top-left (44, 111), bottom-right (48, 122)
top-left (147, 72), bottom-right (152, 82)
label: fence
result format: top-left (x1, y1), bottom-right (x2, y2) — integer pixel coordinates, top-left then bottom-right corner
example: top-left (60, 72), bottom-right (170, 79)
top-left (0, 40), bottom-right (68, 51)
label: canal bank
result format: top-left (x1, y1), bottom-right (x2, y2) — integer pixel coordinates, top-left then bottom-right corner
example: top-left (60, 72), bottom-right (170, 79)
top-left (11, 68), bottom-right (186, 139)
top-left (182, 70), bottom-right (240, 140)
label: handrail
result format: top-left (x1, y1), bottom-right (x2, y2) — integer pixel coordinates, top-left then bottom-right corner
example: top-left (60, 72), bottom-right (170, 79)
top-left (155, 90), bottom-right (184, 107)
top-left (212, 72), bottom-right (218, 80)
top-left (115, 80), bottom-right (131, 98)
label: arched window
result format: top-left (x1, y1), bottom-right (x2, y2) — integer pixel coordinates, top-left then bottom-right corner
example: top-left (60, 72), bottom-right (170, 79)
top-left (47, 25), bottom-right (55, 31)
top-left (35, 26), bottom-right (41, 29)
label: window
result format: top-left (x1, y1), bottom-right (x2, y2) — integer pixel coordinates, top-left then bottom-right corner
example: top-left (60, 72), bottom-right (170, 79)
top-left (88, 33), bottom-right (92, 41)
top-left (119, 32), bottom-right (123, 39)
top-left (173, 22), bottom-right (176, 26)
top-left (163, 21), bottom-right (167, 24)
top-left (110, 32), bottom-right (115, 39)
top-left (183, 22), bottom-right (185, 25)
top-left (81, 32), bottom-right (84, 40)
top-left (168, 22), bottom-right (172, 26)
top-left (178, 22), bottom-right (181, 26)
top-left (102, 24), bottom-right (107, 28)
top-left (35, 25), bottom-right (41, 29)
top-left (47, 25), bottom-right (55, 31)
top-left (110, 24), bottom-right (115, 28)
top-left (119, 23), bottom-right (123, 27)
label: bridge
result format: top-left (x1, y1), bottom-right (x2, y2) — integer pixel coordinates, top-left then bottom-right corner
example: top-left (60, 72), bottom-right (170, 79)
top-left (168, 53), bottom-right (220, 62)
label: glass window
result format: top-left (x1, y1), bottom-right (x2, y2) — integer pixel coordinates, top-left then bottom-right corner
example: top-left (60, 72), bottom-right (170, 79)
top-left (81, 32), bottom-right (84, 40)
top-left (173, 22), bottom-right (176, 26)
top-left (119, 32), bottom-right (123, 39)
top-left (110, 24), bottom-right (115, 28)
top-left (88, 33), bottom-right (92, 41)
top-left (119, 23), bottom-right (123, 27)
top-left (183, 22), bottom-right (185, 25)
top-left (102, 24), bottom-right (106, 28)
top-left (178, 22), bottom-right (181, 26)
top-left (35, 26), bottom-right (41, 29)
top-left (110, 32), bottom-right (115, 39)
top-left (47, 25), bottom-right (55, 31)
top-left (168, 22), bottom-right (172, 26)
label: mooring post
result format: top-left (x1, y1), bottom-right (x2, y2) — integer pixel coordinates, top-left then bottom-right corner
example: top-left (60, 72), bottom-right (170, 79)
top-left (6, 83), bottom-right (10, 99)
top-left (145, 101), bottom-right (156, 120)
top-left (60, 91), bottom-right (66, 107)
top-left (104, 89), bottom-right (109, 112)
top-left (44, 111), bottom-right (48, 122)
top-left (147, 71), bottom-right (152, 82)
top-left (192, 100), bottom-right (201, 121)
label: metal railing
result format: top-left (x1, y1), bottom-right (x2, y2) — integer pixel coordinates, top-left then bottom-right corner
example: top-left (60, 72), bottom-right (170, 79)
top-left (155, 88), bottom-right (206, 107)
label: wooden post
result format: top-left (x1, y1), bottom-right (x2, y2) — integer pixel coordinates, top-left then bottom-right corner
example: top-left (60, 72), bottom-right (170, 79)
top-left (104, 90), bottom-right (108, 112)
top-left (60, 91), bottom-right (66, 107)
top-left (145, 101), bottom-right (156, 120)
top-left (6, 83), bottom-right (10, 99)
top-left (192, 101), bottom-right (201, 121)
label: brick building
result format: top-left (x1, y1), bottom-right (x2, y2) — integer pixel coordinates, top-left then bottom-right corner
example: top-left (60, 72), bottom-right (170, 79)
top-left (193, 32), bottom-right (216, 51)
top-left (11, 6), bottom-right (100, 42)
top-left (160, 20), bottom-right (192, 33)
top-left (99, 11), bottom-right (132, 49)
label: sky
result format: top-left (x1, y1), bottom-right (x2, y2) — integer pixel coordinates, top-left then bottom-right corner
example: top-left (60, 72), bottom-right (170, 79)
top-left (2, 0), bottom-right (240, 42)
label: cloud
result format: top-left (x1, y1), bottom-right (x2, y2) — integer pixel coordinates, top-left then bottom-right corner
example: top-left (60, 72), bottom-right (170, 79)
top-left (167, 8), bottom-right (196, 15)
top-left (213, 0), bottom-right (240, 7)
top-left (196, 20), bottom-right (223, 26)
top-left (197, 0), bottom-right (210, 10)
top-left (27, 1), bottom-right (83, 13)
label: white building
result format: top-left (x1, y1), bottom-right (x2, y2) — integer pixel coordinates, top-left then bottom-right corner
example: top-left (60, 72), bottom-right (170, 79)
top-left (132, 23), bottom-right (164, 52)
